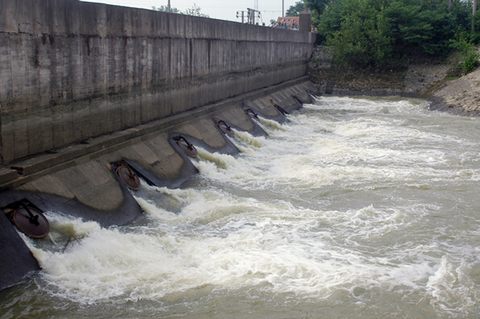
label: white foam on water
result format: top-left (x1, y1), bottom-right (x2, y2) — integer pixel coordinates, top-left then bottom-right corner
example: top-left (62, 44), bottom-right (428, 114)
top-left (232, 129), bottom-right (264, 148)
top-left (26, 96), bottom-right (480, 317)
top-left (426, 256), bottom-right (480, 317)
top-left (310, 96), bottom-right (430, 115)
top-left (31, 200), bottom-right (444, 305)
top-left (45, 212), bottom-right (101, 238)
top-left (196, 147), bottom-right (237, 170)
top-left (134, 196), bottom-right (178, 222)
top-left (257, 116), bottom-right (285, 131)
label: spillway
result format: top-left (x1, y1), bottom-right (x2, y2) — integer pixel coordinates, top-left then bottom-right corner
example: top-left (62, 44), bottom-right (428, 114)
top-left (1, 96), bottom-right (479, 319)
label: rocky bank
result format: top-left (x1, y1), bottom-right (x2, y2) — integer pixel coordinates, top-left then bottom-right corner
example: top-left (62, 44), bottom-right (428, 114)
top-left (433, 67), bottom-right (480, 113)
top-left (308, 46), bottom-right (480, 115)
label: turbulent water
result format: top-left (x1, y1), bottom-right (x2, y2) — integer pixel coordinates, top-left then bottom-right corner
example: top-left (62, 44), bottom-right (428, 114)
top-left (2, 96), bottom-right (480, 319)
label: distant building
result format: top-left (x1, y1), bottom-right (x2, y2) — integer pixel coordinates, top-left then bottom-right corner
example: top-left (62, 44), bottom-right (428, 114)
top-left (275, 16), bottom-right (300, 30)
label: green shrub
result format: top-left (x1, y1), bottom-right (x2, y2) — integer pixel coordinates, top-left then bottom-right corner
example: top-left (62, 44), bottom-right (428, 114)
top-left (474, 11), bottom-right (480, 44)
top-left (321, 0), bottom-right (392, 68)
top-left (450, 34), bottom-right (479, 74)
top-left (311, 0), bottom-right (474, 69)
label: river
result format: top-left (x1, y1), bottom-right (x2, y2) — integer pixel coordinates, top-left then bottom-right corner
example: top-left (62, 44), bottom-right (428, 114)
top-left (1, 96), bottom-right (480, 318)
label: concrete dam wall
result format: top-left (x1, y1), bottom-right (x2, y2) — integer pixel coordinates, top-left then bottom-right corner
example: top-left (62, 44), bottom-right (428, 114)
top-left (0, 0), bottom-right (314, 164)
top-left (0, 0), bottom-right (316, 292)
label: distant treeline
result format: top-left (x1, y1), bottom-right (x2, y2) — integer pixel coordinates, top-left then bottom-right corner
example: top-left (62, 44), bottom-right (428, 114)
top-left (299, 0), bottom-right (479, 70)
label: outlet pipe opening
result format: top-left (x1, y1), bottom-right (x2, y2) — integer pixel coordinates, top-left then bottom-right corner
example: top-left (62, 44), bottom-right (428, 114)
top-left (275, 105), bottom-right (289, 115)
top-left (269, 99), bottom-right (289, 116)
top-left (217, 120), bottom-right (233, 135)
top-left (173, 136), bottom-right (198, 158)
top-left (292, 95), bottom-right (304, 105)
top-left (2, 199), bottom-right (50, 239)
top-left (112, 160), bottom-right (141, 191)
top-left (246, 108), bottom-right (259, 119)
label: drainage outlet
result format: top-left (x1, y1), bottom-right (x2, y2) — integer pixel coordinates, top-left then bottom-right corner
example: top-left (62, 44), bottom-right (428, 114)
top-left (275, 104), bottom-right (289, 115)
top-left (3, 200), bottom-right (50, 239)
top-left (173, 136), bottom-right (198, 158)
top-left (112, 161), bottom-right (141, 191)
top-left (292, 95), bottom-right (304, 105)
top-left (246, 108), bottom-right (259, 119)
top-left (217, 120), bottom-right (233, 135)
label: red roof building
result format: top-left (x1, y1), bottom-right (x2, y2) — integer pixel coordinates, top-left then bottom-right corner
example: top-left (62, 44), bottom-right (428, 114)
top-left (276, 16), bottom-right (300, 30)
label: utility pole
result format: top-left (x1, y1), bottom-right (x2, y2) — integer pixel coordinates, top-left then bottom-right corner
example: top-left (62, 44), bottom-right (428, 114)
top-left (167, 0), bottom-right (171, 12)
top-left (247, 8), bottom-right (261, 24)
top-left (282, 0), bottom-right (285, 17)
top-left (236, 10), bottom-right (246, 23)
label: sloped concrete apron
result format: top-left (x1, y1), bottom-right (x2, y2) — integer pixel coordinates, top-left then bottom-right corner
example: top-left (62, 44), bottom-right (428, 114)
top-left (0, 79), bottom-right (315, 292)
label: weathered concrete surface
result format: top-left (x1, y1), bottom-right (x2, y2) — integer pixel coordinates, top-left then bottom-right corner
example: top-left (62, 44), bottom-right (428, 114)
top-left (0, 0), bottom-right (314, 163)
top-left (2, 79), bottom-right (314, 211)
top-left (0, 78), bottom-right (314, 291)
top-left (0, 0), bottom-right (315, 289)
top-left (0, 212), bottom-right (39, 291)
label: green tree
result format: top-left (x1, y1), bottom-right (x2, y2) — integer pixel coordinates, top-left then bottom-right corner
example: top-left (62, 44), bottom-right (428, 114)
top-left (474, 0), bottom-right (478, 33)
top-left (286, 1), bottom-right (305, 16)
top-left (385, 0), bottom-right (455, 56)
top-left (476, 10), bottom-right (480, 42)
top-left (305, 0), bottom-right (331, 16)
top-left (322, 0), bottom-right (392, 68)
top-left (450, 33), bottom-right (479, 73)
top-left (316, 0), bottom-right (474, 69)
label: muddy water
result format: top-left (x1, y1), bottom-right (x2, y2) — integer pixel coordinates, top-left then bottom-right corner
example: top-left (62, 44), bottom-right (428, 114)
top-left (1, 96), bottom-right (480, 318)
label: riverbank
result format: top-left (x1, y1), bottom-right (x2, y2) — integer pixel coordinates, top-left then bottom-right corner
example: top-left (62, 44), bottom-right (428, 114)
top-left (308, 46), bottom-right (480, 115)
top-left (432, 67), bottom-right (480, 115)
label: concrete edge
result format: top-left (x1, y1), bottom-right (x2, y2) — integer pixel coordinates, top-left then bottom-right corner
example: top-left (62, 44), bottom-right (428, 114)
top-left (1, 76), bottom-right (311, 190)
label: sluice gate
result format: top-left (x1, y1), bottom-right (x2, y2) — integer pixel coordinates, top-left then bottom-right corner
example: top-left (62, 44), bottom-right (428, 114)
top-left (0, 76), bottom-right (315, 290)
top-left (0, 0), bottom-right (315, 291)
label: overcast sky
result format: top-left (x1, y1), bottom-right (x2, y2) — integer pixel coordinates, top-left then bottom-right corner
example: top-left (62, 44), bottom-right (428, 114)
top-left (81, 0), bottom-right (299, 24)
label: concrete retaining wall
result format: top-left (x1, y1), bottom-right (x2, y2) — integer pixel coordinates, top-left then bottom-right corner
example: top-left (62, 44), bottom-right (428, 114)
top-left (0, 78), bottom-right (314, 291)
top-left (10, 79), bottom-right (314, 211)
top-left (0, 0), bottom-right (314, 163)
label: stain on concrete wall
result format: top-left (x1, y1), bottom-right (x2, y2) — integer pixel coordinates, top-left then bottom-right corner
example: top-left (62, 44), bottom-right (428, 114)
top-left (0, 0), bottom-right (315, 163)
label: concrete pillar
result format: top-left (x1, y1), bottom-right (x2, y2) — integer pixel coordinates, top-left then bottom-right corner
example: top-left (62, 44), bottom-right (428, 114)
top-left (299, 11), bottom-right (311, 33)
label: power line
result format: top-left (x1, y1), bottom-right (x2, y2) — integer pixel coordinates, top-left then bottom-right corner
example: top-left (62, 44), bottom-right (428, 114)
top-left (236, 10), bottom-right (246, 23)
top-left (247, 8), bottom-right (261, 24)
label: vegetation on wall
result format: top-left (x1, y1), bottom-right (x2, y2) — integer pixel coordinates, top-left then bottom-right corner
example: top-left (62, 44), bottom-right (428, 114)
top-left (307, 0), bottom-right (479, 70)
top-left (152, 3), bottom-right (209, 17)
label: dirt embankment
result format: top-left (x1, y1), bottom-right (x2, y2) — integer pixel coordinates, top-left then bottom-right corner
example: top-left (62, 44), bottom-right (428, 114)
top-left (308, 46), bottom-right (480, 115)
top-left (433, 68), bottom-right (480, 113)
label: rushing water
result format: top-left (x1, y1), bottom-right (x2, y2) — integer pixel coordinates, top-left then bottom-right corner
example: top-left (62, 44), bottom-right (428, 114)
top-left (2, 96), bottom-right (480, 319)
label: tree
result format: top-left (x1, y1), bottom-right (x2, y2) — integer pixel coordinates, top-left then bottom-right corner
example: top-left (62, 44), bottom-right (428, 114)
top-left (321, 0), bottom-right (392, 68)
top-left (152, 3), bottom-right (208, 17)
top-left (305, 0), bottom-right (331, 17)
top-left (184, 4), bottom-right (209, 17)
top-left (305, 0), bottom-right (333, 29)
top-left (152, 5), bottom-right (180, 13)
top-left (473, 0), bottom-right (478, 33)
top-left (316, 0), bottom-right (471, 69)
top-left (286, 1), bottom-right (305, 16)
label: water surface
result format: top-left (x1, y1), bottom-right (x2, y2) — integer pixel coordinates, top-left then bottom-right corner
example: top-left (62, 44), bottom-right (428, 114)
top-left (1, 96), bottom-right (480, 318)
